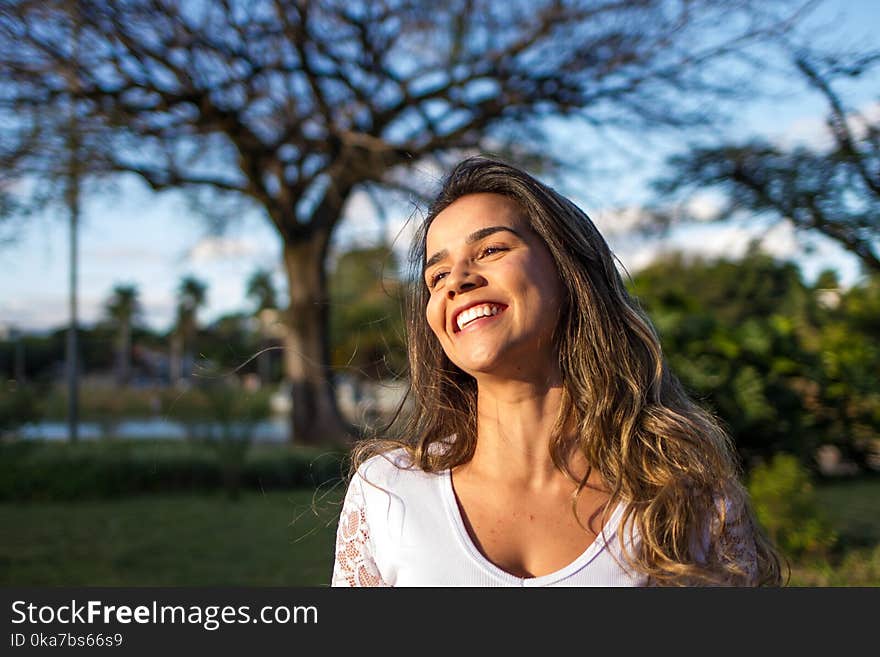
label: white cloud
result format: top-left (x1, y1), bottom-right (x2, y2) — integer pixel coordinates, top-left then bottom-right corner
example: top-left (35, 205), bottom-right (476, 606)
top-left (137, 292), bottom-right (177, 332)
top-left (591, 190), bottom-right (725, 238)
top-left (0, 291), bottom-right (107, 332)
top-left (757, 222), bottom-right (800, 259)
top-left (777, 100), bottom-right (879, 151)
top-left (187, 236), bottom-right (261, 263)
top-left (592, 206), bottom-right (654, 236)
top-left (0, 286), bottom-right (186, 334)
top-left (682, 191), bottom-right (725, 222)
top-left (84, 245), bottom-right (168, 264)
top-left (780, 114), bottom-right (835, 150)
top-left (610, 216), bottom-right (863, 288)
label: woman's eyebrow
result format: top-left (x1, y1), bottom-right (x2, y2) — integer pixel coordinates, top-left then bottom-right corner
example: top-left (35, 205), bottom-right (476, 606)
top-left (424, 225), bottom-right (523, 273)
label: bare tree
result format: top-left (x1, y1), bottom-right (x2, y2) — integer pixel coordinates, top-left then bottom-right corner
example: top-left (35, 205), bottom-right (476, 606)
top-left (652, 48), bottom-right (880, 274)
top-left (0, 0), bottom-right (807, 444)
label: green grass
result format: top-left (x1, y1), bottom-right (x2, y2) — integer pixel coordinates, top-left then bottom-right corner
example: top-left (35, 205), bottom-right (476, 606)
top-left (1, 474), bottom-right (877, 587)
top-left (0, 487), bottom-right (344, 586)
top-left (786, 475), bottom-right (880, 586)
top-left (814, 476), bottom-right (880, 548)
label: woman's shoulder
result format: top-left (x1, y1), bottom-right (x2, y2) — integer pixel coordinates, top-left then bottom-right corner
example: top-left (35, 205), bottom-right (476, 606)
top-left (356, 447), bottom-right (416, 480)
top-left (347, 446), bottom-right (447, 524)
top-left (354, 437), bottom-right (455, 483)
top-left (352, 446), bottom-right (440, 494)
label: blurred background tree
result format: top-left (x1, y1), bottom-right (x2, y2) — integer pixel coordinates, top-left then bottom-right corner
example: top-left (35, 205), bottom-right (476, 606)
top-left (747, 453), bottom-right (837, 560)
top-left (246, 268), bottom-right (280, 387)
top-left (170, 275), bottom-right (207, 386)
top-left (811, 272), bottom-right (880, 470)
top-left (0, 0), bottom-right (811, 445)
top-left (629, 250), bottom-right (879, 471)
top-left (0, 381), bottom-right (41, 439)
top-left (651, 47), bottom-right (880, 273)
top-left (104, 283), bottom-right (141, 386)
top-left (329, 244), bottom-right (406, 381)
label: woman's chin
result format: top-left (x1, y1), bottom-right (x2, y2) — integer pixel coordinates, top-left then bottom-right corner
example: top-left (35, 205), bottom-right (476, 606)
top-left (455, 353), bottom-right (558, 384)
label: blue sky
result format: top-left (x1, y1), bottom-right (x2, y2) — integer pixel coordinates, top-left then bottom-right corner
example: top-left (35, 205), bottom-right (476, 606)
top-left (1, 1), bottom-right (878, 335)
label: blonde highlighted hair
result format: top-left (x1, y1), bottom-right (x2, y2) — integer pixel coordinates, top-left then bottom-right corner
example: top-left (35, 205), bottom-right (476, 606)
top-left (350, 156), bottom-right (784, 586)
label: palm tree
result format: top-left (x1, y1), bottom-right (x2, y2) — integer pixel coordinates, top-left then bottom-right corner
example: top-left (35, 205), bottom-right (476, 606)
top-left (170, 275), bottom-right (207, 385)
top-left (246, 268), bottom-right (277, 313)
top-left (246, 268), bottom-right (278, 385)
top-left (105, 284), bottom-right (140, 385)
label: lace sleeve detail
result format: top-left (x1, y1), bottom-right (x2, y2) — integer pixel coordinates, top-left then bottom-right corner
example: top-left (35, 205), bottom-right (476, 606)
top-left (331, 476), bottom-right (389, 587)
top-left (712, 498), bottom-right (760, 585)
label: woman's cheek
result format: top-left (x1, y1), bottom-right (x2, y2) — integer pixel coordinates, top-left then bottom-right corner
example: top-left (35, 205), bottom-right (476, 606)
top-left (425, 296), bottom-right (443, 339)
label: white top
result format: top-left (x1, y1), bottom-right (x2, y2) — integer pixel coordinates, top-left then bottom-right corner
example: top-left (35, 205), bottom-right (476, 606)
top-left (331, 448), bottom-right (647, 587)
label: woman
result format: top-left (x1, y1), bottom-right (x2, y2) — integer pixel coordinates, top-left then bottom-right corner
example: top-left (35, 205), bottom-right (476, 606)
top-left (331, 156), bottom-right (783, 587)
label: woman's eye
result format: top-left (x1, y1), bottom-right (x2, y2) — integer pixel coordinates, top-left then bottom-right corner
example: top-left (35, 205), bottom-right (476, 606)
top-left (478, 245), bottom-right (507, 258)
top-left (428, 271), bottom-right (448, 288)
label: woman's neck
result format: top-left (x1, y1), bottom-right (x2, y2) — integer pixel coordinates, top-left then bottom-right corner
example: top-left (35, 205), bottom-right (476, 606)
top-left (468, 378), bottom-right (584, 489)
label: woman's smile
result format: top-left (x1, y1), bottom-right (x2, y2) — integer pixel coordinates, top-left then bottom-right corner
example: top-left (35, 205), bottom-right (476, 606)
top-left (452, 302), bottom-right (508, 333)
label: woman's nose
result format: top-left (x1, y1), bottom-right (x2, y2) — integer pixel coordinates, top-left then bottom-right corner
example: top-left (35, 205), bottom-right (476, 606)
top-left (445, 266), bottom-right (484, 299)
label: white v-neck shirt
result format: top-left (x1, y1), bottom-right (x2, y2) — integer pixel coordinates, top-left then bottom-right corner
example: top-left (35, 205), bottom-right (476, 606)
top-left (331, 448), bottom-right (647, 587)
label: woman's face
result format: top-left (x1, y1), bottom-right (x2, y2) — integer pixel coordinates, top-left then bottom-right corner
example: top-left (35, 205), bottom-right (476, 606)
top-left (424, 193), bottom-right (564, 382)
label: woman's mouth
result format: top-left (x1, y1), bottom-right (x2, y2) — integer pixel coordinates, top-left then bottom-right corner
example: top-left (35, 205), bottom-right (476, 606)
top-left (454, 303), bottom-right (506, 332)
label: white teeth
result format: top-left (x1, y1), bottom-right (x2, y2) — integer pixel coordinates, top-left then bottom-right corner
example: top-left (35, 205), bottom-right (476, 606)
top-left (456, 303), bottom-right (501, 331)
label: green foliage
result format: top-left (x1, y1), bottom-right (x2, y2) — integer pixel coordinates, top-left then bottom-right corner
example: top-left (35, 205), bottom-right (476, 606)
top-left (0, 439), bottom-right (345, 502)
top-left (747, 454), bottom-right (836, 558)
top-left (629, 251), bottom-right (880, 468)
top-left (246, 268), bottom-right (278, 313)
top-left (812, 274), bottom-right (880, 467)
top-left (186, 314), bottom-right (272, 382)
top-left (162, 383), bottom-right (271, 437)
top-left (794, 544), bottom-right (880, 587)
top-left (42, 385), bottom-right (161, 423)
top-left (0, 325), bottom-right (170, 385)
top-left (160, 382), bottom-right (273, 499)
top-left (0, 382), bottom-right (42, 435)
top-left (328, 245), bottom-right (406, 380)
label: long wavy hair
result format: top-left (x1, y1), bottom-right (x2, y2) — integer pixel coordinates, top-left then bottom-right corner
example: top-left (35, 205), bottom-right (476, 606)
top-left (349, 156), bottom-right (784, 586)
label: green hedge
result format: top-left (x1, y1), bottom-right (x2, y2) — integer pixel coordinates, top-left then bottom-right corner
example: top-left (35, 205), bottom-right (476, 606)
top-left (0, 439), bottom-right (346, 501)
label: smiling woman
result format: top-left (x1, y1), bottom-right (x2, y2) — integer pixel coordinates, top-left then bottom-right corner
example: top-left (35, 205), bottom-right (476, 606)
top-left (330, 156), bottom-right (784, 587)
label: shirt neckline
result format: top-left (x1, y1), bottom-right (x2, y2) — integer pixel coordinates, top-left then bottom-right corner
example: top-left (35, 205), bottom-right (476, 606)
top-left (439, 467), bottom-right (626, 586)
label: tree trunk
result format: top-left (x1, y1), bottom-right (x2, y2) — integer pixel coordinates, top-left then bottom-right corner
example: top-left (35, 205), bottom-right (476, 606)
top-left (282, 234), bottom-right (353, 446)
